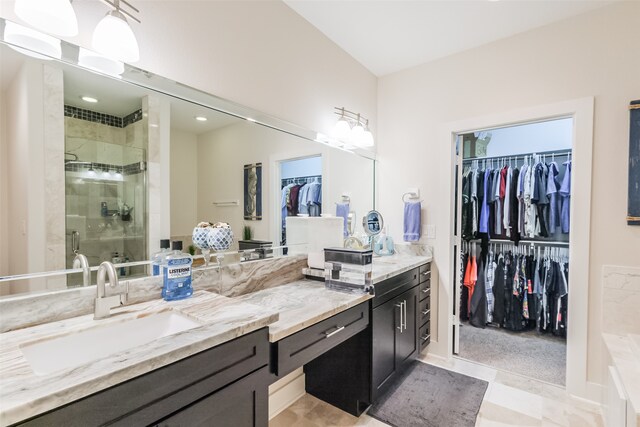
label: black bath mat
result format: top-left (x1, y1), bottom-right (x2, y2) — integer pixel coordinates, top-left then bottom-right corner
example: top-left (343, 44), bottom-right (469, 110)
top-left (368, 361), bottom-right (488, 427)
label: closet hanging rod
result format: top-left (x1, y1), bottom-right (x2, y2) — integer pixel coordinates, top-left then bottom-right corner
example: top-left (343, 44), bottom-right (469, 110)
top-left (462, 148), bottom-right (572, 163)
top-left (281, 175), bottom-right (321, 181)
top-left (469, 238), bottom-right (569, 246)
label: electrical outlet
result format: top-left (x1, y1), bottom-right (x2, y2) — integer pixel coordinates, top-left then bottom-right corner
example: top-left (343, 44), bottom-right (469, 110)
top-left (426, 225), bottom-right (436, 239)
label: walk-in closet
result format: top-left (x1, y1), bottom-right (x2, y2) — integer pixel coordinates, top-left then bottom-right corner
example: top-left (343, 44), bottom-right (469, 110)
top-left (453, 118), bottom-right (573, 386)
top-left (279, 156), bottom-right (323, 245)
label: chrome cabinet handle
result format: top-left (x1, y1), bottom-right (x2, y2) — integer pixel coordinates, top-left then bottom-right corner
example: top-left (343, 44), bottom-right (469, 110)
top-left (421, 288), bottom-right (430, 293)
top-left (403, 299), bottom-right (407, 331)
top-left (421, 271), bottom-right (429, 276)
top-left (324, 326), bottom-right (345, 338)
top-left (422, 309), bottom-right (430, 316)
top-left (396, 302), bottom-right (404, 332)
top-left (421, 334), bottom-right (430, 342)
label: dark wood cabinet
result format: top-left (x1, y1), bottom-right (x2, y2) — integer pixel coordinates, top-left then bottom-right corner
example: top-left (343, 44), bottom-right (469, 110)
top-left (418, 263), bottom-right (431, 353)
top-left (154, 366), bottom-right (269, 427)
top-left (17, 329), bottom-right (270, 427)
top-left (371, 263), bottom-right (429, 401)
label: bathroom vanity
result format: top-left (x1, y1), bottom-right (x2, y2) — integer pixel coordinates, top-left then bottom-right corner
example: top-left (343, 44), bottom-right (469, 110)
top-left (0, 254), bottom-right (431, 427)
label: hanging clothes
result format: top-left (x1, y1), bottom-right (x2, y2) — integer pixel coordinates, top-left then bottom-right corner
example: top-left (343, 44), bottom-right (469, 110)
top-left (560, 160), bottom-right (572, 233)
top-left (469, 256), bottom-right (487, 328)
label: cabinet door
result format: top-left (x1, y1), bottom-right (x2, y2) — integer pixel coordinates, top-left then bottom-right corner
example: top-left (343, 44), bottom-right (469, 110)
top-left (396, 286), bottom-right (418, 364)
top-left (155, 366), bottom-right (268, 427)
top-left (372, 297), bottom-right (401, 398)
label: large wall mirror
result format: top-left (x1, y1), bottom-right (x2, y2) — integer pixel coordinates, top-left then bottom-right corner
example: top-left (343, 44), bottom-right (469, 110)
top-left (0, 18), bottom-right (376, 296)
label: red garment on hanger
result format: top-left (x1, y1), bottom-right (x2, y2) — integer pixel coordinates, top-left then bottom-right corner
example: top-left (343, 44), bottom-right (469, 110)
top-left (463, 255), bottom-right (477, 317)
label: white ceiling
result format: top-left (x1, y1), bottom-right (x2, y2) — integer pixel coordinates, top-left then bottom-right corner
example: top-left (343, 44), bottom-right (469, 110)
top-left (284, 0), bottom-right (615, 76)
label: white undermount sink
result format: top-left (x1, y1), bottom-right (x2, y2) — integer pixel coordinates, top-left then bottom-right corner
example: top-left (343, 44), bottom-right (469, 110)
top-left (20, 311), bottom-right (201, 375)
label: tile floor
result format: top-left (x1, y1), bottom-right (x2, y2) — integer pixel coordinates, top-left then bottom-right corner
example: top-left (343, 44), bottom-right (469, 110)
top-left (269, 353), bottom-right (604, 427)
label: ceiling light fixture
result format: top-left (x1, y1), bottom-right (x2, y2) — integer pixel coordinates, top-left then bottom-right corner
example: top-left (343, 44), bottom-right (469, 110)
top-left (3, 21), bottom-right (61, 59)
top-left (92, 0), bottom-right (141, 63)
top-left (14, 0), bottom-right (78, 37)
top-left (81, 96), bottom-right (99, 103)
top-left (332, 107), bottom-right (375, 148)
top-left (195, 116), bottom-right (208, 122)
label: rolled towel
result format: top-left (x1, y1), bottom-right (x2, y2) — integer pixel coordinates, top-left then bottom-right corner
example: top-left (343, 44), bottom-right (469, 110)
top-left (336, 203), bottom-right (350, 237)
top-left (403, 201), bottom-right (421, 242)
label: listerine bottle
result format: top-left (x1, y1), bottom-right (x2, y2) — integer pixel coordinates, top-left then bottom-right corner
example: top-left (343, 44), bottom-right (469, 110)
top-left (162, 241), bottom-right (193, 301)
top-left (152, 239), bottom-right (171, 276)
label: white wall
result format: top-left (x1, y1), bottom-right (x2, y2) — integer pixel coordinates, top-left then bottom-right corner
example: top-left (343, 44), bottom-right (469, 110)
top-left (468, 117), bottom-right (573, 158)
top-left (0, 0), bottom-right (378, 143)
top-left (377, 1), bottom-right (640, 390)
top-left (0, 78), bottom-right (8, 295)
top-left (197, 121), bottom-right (374, 247)
top-left (170, 129), bottom-right (199, 238)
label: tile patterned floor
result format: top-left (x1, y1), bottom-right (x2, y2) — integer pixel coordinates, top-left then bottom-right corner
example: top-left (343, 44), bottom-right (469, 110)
top-left (269, 354), bottom-right (604, 427)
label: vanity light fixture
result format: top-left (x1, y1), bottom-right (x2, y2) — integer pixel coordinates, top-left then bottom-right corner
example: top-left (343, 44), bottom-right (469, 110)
top-left (195, 116), bottom-right (208, 122)
top-left (78, 47), bottom-right (125, 77)
top-left (333, 107), bottom-right (375, 148)
top-left (92, 0), bottom-right (141, 63)
top-left (87, 165), bottom-right (96, 176)
top-left (14, 0), bottom-right (78, 37)
top-left (3, 21), bottom-right (61, 59)
top-left (81, 96), bottom-right (99, 103)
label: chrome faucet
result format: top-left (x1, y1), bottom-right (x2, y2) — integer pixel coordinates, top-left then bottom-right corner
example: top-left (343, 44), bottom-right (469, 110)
top-left (72, 253), bottom-right (91, 287)
top-left (94, 261), bottom-right (129, 319)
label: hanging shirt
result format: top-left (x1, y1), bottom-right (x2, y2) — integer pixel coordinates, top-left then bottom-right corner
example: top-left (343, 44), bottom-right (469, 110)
top-left (479, 169), bottom-right (492, 234)
top-left (298, 183), bottom-right (311, 215)
top-left (485, 252), bottom-right (497, 323)
top-left (288, 185), bottom-right (302, 216)
top-left (471, 169), bottom-right (479, 236)
top-left (509, 168), bottom-right (521, 244)
top-left (560, 161), bottom-right (572, 233)
top-left (502, 166), bottom-right (512, 237)
top-left (463, 255), bottom-right (478, 318)
top-left (517, 163), bottom-right (528, 235)
top-left (546, 162), bottom-right (561, 234)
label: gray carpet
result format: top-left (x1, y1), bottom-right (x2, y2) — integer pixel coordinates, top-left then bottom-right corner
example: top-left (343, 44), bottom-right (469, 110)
top-left (368, 361), bottom-right (488, 427)
top-left (459, 322), bottom-right (566, 385)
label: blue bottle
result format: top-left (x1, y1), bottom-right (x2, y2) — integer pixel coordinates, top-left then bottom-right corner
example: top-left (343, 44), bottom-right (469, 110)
top-left (162, 241), bottom-right (193, 301)
top-left (152, 239), bottom-right (171, 276)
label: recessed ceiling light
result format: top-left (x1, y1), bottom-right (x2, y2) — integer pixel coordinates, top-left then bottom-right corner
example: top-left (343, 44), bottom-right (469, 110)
top-left (195, 116), bottom-right (208, 122)
top-left (81, 96), bottom-right (98, 103)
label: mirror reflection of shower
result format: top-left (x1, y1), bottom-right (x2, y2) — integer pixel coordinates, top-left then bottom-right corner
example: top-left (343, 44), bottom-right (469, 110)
top-left (64, 103), bottom-right (147, 287)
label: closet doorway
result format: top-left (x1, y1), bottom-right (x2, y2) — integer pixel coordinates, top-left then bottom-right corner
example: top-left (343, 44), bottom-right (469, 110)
top-left (279, 156), bottom-right (323, 246)
top-left (453, 118), bottom-right (573, 387)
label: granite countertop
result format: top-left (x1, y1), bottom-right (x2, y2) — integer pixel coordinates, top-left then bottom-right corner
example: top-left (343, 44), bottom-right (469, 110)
top-left (303, 253), bottom-right (432, 284)
top-left (0, 254), bottom-right (425, 425)
top-left (603, 332), bottom-right (640, 425)
top-left (234, 279), bottom-right (374, 342)
top-left (0, 291), bottom-right (279, 426)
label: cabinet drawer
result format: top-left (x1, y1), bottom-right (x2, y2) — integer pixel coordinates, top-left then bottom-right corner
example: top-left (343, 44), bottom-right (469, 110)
top-left (273, 302), bottom-right (369, 377)
top-left (419, 264), bottom-right (431, 282)
top-left (419, 322), bottom-right (431, 351)
top-left (373, 268), bottom-right (419, 308)
top-left (419, 279), bottom-right (431, 301)
top-left (19, 329), bottom-right (269, 427)
top-left (419, 297), bottom-right (431, 327)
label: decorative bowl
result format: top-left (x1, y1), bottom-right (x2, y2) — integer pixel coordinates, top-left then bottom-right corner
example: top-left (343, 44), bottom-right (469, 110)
top-left (192, 227), bottom-right (211, 250)
top-left (207, 227), bottom-right (234, 251)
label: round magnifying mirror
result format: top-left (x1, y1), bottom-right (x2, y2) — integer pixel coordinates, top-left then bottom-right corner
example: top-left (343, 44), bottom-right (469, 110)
top-left (363, 210), bottom-right (384, 236)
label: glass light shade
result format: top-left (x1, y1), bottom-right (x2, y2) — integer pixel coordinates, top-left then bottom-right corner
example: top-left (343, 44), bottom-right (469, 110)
top-left (3, 21), bottom-right (61, 59)
top-left (78, 48), bottom-right (125, 77)
top-left (92, 11), bottom-right (140, 63)
top-left (333, 117), bottom-right (351, 140)
top-left (350, 123), bottom-right (365, 146)
top-left (361, 129), bottom-right (375, 147)
top-left (14, 0), bottom-right (78, 37)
